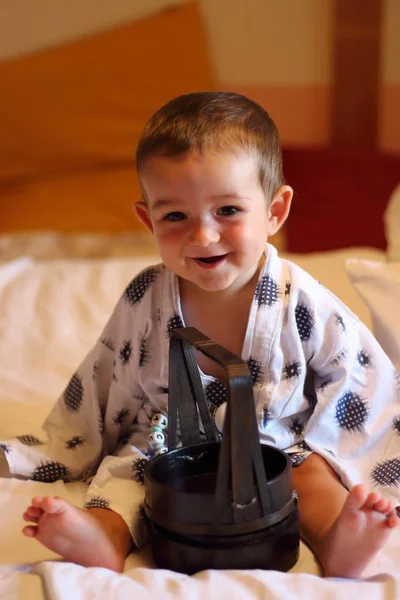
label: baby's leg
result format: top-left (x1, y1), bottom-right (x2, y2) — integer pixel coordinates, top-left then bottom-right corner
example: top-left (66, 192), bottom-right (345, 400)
top-left (292, 454), bottom-right (398, 578)
top-left (22, 497), bottom-right (132, 572)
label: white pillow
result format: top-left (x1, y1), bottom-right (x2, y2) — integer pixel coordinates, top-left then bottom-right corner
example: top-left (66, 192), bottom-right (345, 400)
top-left (285, 247), bottom-right (387, 331)
top-left (384, 183), bottom-right (400, 261)
top-left (346, 259), bottom-right (400, 371)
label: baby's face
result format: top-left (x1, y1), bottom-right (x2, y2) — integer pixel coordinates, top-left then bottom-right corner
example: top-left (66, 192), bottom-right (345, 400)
top-left (138, 150), bottom-right (271, 294)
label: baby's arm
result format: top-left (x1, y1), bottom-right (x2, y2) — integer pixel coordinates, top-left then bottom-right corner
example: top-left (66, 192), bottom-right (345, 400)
top-left (285, 271), bottom-right (400, 495)
top-left (293, 290), bottom-right (400, 577)
top-left (0, 340), bottom-right (109, 482)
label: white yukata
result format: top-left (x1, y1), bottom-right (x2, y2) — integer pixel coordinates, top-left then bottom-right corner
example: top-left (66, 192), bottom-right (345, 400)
top-left (2, 243), bottom-right (400, 546)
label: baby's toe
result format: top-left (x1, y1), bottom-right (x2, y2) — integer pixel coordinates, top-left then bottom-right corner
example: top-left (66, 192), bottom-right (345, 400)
top-left (387, 512), bottom-right (399, 529)
top-left (25, 506), bottom-right (43, 518)
top-left (22, 525), bottom-right (38, 538)
top-left (373, 497), bottom-right (392, 514)
top-left (23, 511), bottom-right (39, 523)
top-left (41, 495), bottom-right (71, 515)
top-left (346, 484), bottom-right (368, 510)
top-left (31, 496), bottom-right (45, 509)
top-left (363, 491), bottom-right (381, 509)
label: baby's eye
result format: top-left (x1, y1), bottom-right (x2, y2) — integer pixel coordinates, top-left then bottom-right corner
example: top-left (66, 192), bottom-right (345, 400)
top-left (163, 211), bottom-right (186, 222)
top-left (217, 206), bottom-right (239, 216)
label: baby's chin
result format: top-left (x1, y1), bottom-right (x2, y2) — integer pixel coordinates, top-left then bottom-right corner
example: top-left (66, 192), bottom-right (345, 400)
top-left (181, 271), bottom-right (252, 296)
top-left (176, 270), bottom-right (232, 293)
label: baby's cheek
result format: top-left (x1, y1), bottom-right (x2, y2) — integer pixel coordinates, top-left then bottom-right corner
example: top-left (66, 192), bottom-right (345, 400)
top-left (226, 222), bottom-right (249, 244)
top-left (232, 225), bottom-right (264, 254)
top-left (156, 229), bottom-right (183, 249)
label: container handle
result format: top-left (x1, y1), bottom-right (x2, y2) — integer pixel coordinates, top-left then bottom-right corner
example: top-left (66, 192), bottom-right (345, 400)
top-left (169, 327), bottom-right (272, 523)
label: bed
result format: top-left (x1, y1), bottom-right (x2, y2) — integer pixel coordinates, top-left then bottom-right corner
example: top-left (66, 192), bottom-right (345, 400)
top-left (1, 3), bottom-right (400, 598)
top-left (1, 239), bottom-right (400, 599)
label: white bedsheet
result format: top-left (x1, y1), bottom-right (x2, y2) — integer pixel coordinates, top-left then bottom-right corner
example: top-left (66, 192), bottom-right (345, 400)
top-left (1, 248), bottom-right (399, 599)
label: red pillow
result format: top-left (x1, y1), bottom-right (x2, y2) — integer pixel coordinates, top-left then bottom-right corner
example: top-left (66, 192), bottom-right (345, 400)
top-left (282, 147), bottom-right (400, 253)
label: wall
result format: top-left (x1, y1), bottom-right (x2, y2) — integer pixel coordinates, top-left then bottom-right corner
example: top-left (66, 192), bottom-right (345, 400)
top-left (0, 0), bottom-right (184, 60)
top-left (1, 0), bottom-right (399, 152)
top-left (201, 0), bottom-right (333, 146)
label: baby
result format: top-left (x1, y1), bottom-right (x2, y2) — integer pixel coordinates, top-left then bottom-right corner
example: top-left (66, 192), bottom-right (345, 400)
top-left (1, 92), bottom-right (399, 577)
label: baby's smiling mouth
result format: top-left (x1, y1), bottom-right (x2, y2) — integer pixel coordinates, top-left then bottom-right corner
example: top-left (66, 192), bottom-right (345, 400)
top-left (196, 255), bottom-right (227, 264)
top-left (190, 254), bottom-right (229, 269)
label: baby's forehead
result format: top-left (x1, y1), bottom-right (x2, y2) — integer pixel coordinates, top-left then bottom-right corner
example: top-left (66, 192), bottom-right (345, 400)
top-left (140, 151), bottom-right (262, 202)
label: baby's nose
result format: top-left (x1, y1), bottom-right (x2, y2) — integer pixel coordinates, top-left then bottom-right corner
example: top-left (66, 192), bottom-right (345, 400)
top-left (189, 222), bottom-right (220, 246)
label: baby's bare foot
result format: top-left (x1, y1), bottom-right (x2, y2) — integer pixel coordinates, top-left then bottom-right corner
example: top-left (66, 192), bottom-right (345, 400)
top-left (320, 484), bottom-right (398, 578)
top-left (22, 496), bottom-right (129, 572)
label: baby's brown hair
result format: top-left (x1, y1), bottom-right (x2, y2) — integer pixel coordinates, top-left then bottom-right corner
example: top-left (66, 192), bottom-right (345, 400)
top-left (136, 91), bottom-right (284, 201)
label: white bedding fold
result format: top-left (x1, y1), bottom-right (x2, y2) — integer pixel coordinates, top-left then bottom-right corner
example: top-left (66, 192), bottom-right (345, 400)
top-left (2, 562), bottom-right (400, 600)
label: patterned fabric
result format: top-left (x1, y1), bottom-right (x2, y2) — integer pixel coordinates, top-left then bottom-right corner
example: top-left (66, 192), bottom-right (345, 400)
top-left (2, 244), bottom-right (400, 546)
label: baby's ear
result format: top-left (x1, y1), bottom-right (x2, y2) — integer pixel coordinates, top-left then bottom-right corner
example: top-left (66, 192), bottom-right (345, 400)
top-left (134, 202), bottom-right (154, 234)
top-left (267, 186), bottom-right (293, 235)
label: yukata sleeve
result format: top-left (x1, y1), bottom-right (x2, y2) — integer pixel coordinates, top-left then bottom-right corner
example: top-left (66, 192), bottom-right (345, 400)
top-left (82, 425), bottom-right (153, 548)
top-left (296, 283), bottom-right (400, 498)
top-left (82, 399), bottom-right (162, 547)
top-left (0, 335), bottom-right (114, 483)
top-left (83, 266), bottom-right (166, 546)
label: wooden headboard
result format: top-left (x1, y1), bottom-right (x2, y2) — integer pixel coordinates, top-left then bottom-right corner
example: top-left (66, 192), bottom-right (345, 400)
top-left (0, 3), bottom-right (214, 234)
